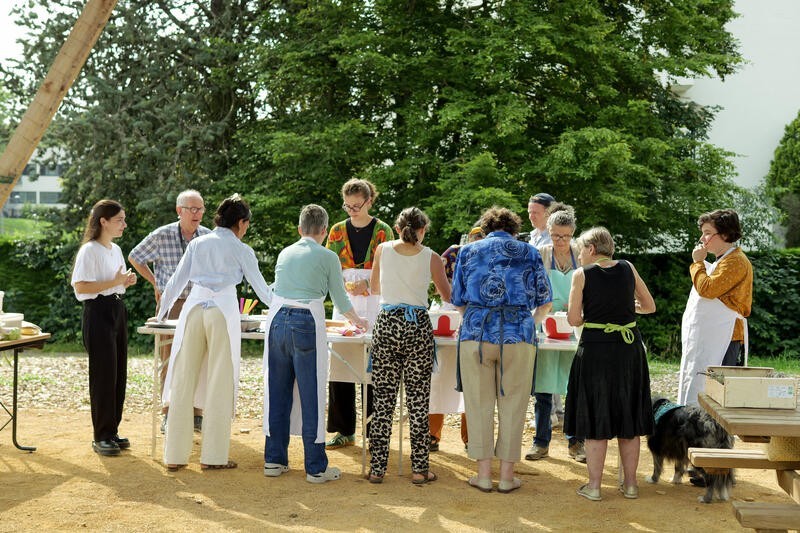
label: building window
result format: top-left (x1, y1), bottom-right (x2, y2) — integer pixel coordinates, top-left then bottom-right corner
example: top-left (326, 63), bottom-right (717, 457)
top-left (22, 163), bottom-right (38, 176)
top-left (11, 191), bottom-right (37, 203)
top-left (39, 192), bottom-right (61, 204)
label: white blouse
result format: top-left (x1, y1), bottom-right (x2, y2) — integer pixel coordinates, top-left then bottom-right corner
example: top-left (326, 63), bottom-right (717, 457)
top-left (71, 240), bottom-right (127, 301)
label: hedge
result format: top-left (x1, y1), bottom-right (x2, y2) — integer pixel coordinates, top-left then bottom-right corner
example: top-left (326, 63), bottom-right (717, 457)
top-left (2, 239), bottom-right (798, 359)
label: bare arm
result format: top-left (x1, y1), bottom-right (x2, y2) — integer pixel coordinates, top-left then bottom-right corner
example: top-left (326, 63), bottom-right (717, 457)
top-left (629, 261), bottom-right (656, 314)
top-left (128, 256), bottom-right (160, 301)
top-left (430, 252), bottom-right (451, 303)
top-left (532, 301), bottom-right (552, 325)
top-left (369, 244), bottom-right (383, 295)
top-left (567, 268), bottom-right (585, 326)
top-left (342, 309), bottom-right (369, 331)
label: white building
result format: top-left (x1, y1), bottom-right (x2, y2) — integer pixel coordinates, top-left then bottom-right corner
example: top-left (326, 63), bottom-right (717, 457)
top-left (680, 0), bottom-right (800, 189)
top-left (1, 160), bottom-right (65, 217)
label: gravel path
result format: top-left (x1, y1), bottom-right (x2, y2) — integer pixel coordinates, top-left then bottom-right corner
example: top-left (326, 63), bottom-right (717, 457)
top-left (1, 352), bottom-right (681, 422)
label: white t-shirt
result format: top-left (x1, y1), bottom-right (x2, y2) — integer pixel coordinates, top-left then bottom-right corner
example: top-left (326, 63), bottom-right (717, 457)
top-left (378, 242), bottom-right (433, 308)
top-left (71, 240), bottom-right (127, 301)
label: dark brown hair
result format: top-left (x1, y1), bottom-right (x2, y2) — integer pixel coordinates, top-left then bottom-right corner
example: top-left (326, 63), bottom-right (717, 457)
top-left (479, 206), bottom-right (521, 235)
top-left (395, 207), bottom-right (430, 245)
top-left (697, 209), bottom-right (742, 243)
top-left (214, 194), bottom-right (251, 228)
top-left (81, 199), bottom-right (124, 244)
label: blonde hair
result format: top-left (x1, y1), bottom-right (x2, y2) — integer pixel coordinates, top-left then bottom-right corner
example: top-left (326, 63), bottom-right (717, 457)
top-left (577, 226), bottom-right (614, 257)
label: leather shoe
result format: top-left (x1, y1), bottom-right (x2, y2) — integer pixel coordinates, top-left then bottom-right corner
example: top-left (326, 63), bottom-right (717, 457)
top-left (112, 435), bottom-right (130, 449)
top-left (92, 440), bottom-right (121, 456)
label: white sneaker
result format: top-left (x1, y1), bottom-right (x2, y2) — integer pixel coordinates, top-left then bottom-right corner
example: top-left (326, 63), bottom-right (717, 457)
top-left (306, 466), bottom-right (341, 484)
top-left (263, 463), bottom-right (289, 477)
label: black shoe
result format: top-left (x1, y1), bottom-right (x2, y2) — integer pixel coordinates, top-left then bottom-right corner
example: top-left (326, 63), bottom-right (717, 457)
top-left (194, 415), bottom-right (203, 433)
top-left (112, 435), bottom-right (130, 449)
top-left (429, 435), bottom-right (439, 452)
top-left (92, 440), bottom-right (121, 456)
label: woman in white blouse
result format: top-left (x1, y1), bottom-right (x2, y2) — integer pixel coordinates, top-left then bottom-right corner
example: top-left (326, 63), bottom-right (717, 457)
top-left (71, 199), bottom-right (138, 457)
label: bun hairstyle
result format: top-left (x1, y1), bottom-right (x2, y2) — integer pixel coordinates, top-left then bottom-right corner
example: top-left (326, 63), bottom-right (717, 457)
top-left (395, 207), bottom-right (430, 245)
top-left (479, 206), bottom-right (521, 236)
top-left (82, 199), bottom-right (124, 243)
top-left (697, 209), bottom-right (742, 243)
top-left (341, 178), bottom-right (378, 202)
top-left (546, 203), bottom-right (577, 231)
top-left (214, 193), bottom-right (251, 228)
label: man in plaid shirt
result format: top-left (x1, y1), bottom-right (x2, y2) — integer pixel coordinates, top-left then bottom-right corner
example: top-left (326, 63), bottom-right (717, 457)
top-left (129, 189), bottom-right (211, 432)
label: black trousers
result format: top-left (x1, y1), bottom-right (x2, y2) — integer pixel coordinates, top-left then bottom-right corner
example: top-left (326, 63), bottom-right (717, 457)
top-left (721, 340), bottom-right (744, 367)
top-left (327, 381), bottom-right (374, 436)
top-left (82, 294), bottom-right (128, 441)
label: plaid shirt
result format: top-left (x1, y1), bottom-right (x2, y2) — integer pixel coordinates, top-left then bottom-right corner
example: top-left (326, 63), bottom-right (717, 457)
top-left (129, 221), bottom-right (211, 298)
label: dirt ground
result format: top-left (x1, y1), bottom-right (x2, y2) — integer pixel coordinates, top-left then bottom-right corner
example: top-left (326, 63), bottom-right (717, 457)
top-left (1, 406), bottom-right (796, 532)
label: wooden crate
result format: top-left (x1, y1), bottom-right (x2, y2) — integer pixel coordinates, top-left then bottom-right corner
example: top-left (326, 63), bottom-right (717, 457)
top-left (705, 366), bottom-right (798, 409)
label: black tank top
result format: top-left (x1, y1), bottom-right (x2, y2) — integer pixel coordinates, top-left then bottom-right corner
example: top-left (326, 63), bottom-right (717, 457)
top-left (581, 260), bottom-right (638, 342)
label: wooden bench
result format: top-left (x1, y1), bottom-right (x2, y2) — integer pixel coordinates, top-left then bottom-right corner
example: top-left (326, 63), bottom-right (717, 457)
top-left (689, 448), bottom-right (800, 475)
top-left (732, 501), bottom-right (800, 532)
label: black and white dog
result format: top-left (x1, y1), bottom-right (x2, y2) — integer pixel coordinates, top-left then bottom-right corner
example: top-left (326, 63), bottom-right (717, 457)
top-left (646, 397), bottom-right (734, 503)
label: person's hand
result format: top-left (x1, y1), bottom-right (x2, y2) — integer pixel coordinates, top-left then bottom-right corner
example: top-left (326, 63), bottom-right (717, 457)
top-left (345, 279), bottom-right (368, 296)
top-left (145, 316), bottom-right (161, 324)
top-left (351, 316), bottom-right (369, 332)
top-left (123, 269), bottom-right (137, 288)
top-left (154, 287), bottom-right (162, 303)
top-left (691, 243), bottom-right (707, 263)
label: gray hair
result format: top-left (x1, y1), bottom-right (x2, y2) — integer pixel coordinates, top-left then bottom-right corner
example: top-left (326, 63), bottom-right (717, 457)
top-left (546, 205), bottom-right (576, 231)
top-left (176, 189), bottom-right (202, 207)
top-left (299, 204), bottom-right (329, 235)
top-left (577, 226), bottom-right (615, 257)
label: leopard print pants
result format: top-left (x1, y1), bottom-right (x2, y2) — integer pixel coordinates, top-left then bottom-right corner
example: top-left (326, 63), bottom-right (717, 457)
top-left (368, 308), bottom-right (435, 477)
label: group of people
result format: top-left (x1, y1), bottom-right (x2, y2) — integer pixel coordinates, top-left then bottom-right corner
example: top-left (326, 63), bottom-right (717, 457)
top-left (70, 179), bottom-right (752, 498)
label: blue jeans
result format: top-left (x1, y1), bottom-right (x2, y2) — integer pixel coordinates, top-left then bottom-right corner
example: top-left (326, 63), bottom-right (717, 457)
top-left (533, 392), bottom-right (552, 447)
top-left (264, 308), bottom-right (327, 475)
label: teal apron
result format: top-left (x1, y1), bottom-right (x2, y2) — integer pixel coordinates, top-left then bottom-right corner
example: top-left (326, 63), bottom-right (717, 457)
top-left (532, 250), bottom-right (577, 395)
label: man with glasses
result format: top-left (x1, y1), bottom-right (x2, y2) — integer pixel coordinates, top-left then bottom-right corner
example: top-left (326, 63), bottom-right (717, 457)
top-left (130, 189), bottom-right (211, 432)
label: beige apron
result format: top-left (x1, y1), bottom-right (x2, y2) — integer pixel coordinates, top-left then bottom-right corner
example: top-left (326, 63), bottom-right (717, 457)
top-left (678, 255), bottom-right (749, 406)
top-left (162, 284), bottom-right (241, 416)
top-left (261, 295), bottom-right (328, 443)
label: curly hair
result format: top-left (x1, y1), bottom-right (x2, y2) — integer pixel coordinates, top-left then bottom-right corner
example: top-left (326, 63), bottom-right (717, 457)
top-left (479, 206), bottom-right (521, 235)
top-left (697, 209), bottom-right (742, 243)
top-left (546, 202), bottom-right (576, 230)
top-left (395, 207), bottom-right (430, 245)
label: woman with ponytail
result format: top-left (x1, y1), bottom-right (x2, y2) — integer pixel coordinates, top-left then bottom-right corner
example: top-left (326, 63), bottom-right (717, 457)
top-left (365, 207), bottom-right (451, 484)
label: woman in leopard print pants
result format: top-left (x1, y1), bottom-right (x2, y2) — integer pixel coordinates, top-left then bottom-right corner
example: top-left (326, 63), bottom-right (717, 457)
top-left (367, 207), bottom-right (451, 484)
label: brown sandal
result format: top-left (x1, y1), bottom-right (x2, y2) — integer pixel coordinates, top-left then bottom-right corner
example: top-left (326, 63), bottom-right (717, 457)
top-left (365, 471), bottom-right (384, 484)
top-left (201, 460), bottom-right (238, 470)
top-left (166, 464), bottom-right (187, 472)
top-left (411, 471), bottom-right (437, 485)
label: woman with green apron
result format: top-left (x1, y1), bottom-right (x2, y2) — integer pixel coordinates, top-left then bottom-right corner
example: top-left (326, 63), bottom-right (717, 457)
top-left (525, 208), bottom-right (585, 463)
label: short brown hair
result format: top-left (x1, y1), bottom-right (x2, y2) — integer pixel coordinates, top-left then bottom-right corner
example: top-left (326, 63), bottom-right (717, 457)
top-left (479, 206), bottom-right (521, 235)
top-left (697, 209), bottom-right (742, 243)
top-left (341, 178), bottom-right (378, 202)
top-left (577, 226), bottom-right (615, 257)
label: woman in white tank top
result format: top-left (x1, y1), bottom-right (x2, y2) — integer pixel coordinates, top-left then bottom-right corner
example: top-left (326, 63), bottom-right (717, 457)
top-left (366, 207), bottom-right (451, 484)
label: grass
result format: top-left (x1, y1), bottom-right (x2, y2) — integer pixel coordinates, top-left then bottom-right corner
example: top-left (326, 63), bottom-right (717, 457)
top-left (0, 216), bottom-right (51, 240)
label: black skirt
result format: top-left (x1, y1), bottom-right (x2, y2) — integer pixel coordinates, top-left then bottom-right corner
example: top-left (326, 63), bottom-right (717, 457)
top-left (563, 335), bottom-right (653, 440)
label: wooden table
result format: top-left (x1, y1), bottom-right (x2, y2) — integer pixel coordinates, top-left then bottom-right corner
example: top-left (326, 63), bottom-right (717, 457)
top-left (698, 393), bottom-right (800, 531)
top-left (0, 332), bottom-right (51, 452)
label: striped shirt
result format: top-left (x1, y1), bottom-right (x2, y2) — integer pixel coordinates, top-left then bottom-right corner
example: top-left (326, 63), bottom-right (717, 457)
top-left (129, 221), bottom-right (211, 298)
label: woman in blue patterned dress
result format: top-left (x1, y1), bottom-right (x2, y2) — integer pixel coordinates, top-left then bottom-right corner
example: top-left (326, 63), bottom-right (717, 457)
top-left (451, 207), bottom-right (552, 494)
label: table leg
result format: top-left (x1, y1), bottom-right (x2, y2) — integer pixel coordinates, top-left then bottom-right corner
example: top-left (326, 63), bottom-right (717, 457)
top-left (151, 333), bottom-right (159, 459)
top-left (361, 380), bottom-right (367, 477)
top-left (12, 349), bottom-right (35, 452)
top-left (398, 371), bottom-right (404, 475)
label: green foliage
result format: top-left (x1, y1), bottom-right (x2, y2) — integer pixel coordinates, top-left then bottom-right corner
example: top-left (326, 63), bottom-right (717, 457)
top-left (765, 109), bottom-right (800, 246)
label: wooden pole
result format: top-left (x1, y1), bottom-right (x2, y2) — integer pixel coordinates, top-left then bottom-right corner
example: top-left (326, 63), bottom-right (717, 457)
top-left (0, 0), bottom-right (118, 209)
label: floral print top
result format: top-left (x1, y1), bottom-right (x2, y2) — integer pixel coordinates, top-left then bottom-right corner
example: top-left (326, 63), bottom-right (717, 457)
top-left (452, 231), bottom-right (552, 345)
top-left (326, 218), bottom-right (394, 269)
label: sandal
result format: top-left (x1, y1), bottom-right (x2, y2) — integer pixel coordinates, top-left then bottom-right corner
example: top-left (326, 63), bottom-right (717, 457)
top-left (577, 483), bottom-right (602, 501)
top-left (497, 477), bottom-right (522, 494)
top-left (201, 460), bottom-right (238, 470)
top-left (365, 471), bottom-right (384, 484)
top-left (411, 471), bottom-right (438, 485)
top-left (325, 433), bottom-right (355, 449)
top-left (468, 476), bottom-right (493, 493)
top-left (166, 464), bottom-right (187, 472)
top-left (619, 484), bottom-right (639, 499)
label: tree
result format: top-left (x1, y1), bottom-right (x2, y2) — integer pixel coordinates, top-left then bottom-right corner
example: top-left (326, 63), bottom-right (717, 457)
top-left (235, 0), bottom-right (746, 255)
top-left (765, 109), bottom-right (800, 247)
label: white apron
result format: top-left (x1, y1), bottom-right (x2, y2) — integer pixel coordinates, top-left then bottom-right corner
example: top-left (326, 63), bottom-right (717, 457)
top-left (162, 284), bottom-right (242, 416)
top-left (329, 267), bottom-right (380, 382)
top-left (261, 295), bottom-right (328, 443)
top-left (429, 344), bottom-right (464, 414)
top-left (677, 257), bottom-right (749, 406)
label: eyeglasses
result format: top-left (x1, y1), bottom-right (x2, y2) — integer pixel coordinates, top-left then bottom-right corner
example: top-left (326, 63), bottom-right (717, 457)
top-left (342, 199), bottom-right (369, 212)
top-left (551, 233), bottom-right (573, 241)
top-left (180, 206), bottom-right (206, 214)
